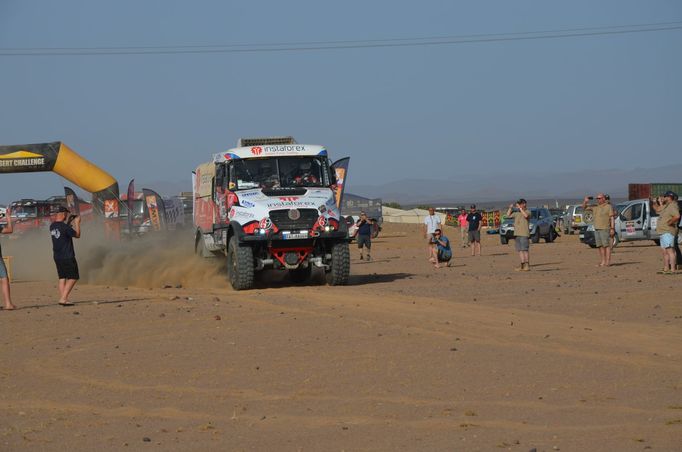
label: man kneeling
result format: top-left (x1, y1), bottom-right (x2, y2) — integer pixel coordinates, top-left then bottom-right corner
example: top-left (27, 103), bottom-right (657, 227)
top-left (430, 229), bottom-right (452, 269)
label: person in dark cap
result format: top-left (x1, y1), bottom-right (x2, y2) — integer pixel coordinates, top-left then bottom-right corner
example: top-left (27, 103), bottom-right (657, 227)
top-left (673, 193), bottom-right (682, 270)
top-left (49, 206), bottom-right (81, 305)
top-left (466, 204), bottom-right (483, 256)
top-left (652, 191), bottom-right (680, 274)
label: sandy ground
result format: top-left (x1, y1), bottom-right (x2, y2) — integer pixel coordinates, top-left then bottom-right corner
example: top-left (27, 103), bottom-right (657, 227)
top-left (1, 223), bottom-right (681, 451)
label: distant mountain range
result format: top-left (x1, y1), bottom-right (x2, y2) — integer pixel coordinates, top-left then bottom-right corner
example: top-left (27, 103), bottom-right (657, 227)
top-left (121, 164), bottom-right (682, 209)
top-left (347, 164), bottom-right (682, 207)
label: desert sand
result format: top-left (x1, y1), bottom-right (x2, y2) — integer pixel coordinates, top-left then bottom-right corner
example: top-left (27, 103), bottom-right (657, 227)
top-left (1, 223), bottom-right (681, 451)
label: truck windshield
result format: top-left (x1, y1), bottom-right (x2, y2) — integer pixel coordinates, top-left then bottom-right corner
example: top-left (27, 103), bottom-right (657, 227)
top-left (232, 157), bottom-right (326, 190)
top-left (10, 206), bottom-right (37, 218)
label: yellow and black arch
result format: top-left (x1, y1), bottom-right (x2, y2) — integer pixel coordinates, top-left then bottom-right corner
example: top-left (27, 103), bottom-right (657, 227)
top-left (0, 142), bottom-right (119, 211)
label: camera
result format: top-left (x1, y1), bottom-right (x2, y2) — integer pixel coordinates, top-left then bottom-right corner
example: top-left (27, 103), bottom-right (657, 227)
top-left (587, 196), bottom-right (594, 200)
top-left (67, 214), bottom-right (78, 225)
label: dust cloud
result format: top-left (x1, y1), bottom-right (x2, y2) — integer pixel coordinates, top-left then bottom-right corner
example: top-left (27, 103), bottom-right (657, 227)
top-left (1, 221), bottom-right (227, 289)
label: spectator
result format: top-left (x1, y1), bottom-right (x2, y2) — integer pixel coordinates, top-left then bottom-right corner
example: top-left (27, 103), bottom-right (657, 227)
top-left (466, 204), bottom-right (483, 256)
top-left (49, 206), bottom-right (81, 306)
top-left (674, 193), bottom-right (682, 270)
top-left (0, 207), bottom-right (15, 311)
top-left (582, 193), bottom-right (616, 267)
top-left (430, 228), bottom-right (452, 269)
top-left (652, 191), bottom-right (680, 274)
top-left (457, 210), bottom-right (469, 248)
top-left (423, 207), bottom-right (442, 260)
top-left (353, 212), bottom-right (373, 261)
top-left (506, 199), bottom-right (531, 271)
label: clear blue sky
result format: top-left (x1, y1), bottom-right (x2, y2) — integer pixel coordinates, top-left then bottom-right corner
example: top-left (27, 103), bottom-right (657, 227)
top-left (0, 0), bottom-right (680, 201)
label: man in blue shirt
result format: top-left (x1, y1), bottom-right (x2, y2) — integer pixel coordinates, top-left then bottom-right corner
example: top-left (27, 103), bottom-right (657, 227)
top-left (430, 228), bottom-right (452, 268)
top-left (353, 212), bottom-right (373, 261)
top-left (466, 204), bottom-right (483, 256)
top-left (49, 206), bottom-right (81, 306)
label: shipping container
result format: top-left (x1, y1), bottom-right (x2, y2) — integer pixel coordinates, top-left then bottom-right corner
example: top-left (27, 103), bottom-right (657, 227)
top-left (628, 183), bottom-right (682, 200)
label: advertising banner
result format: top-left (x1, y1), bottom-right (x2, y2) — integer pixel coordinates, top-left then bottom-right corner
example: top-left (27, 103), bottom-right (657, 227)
top-left (127, 179), bottom-right (135, 235)
top-left (142, 188), bottom-right (167, 232)
top-left (0, 141), bottom-right (119, 216)
top-left (64, 186), bottom-right (80, 215)
top-left (332, 157), bottom-right (350, 210)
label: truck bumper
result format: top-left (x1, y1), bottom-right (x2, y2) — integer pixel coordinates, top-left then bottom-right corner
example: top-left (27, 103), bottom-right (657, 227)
top-left (240, 230), bottom-right (349, 243)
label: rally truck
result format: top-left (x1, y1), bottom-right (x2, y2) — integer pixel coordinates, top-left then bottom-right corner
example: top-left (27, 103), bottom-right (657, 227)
top-left (193, 137), bottom-right (351, 290)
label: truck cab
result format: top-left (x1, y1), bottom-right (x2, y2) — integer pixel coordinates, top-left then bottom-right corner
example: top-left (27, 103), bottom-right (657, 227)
top-left (193, 137), bottom-right (350, 290)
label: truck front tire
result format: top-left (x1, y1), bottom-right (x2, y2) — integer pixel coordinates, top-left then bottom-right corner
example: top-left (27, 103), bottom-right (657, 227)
top-left (326, 242), bottom-right (350, 286)
top-left (227, 236), bottom-right (254, 290)
top-left (531, 230), bottom-right (541, 244)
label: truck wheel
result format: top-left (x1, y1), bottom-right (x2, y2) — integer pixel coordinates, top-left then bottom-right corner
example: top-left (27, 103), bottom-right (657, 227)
top-left (545, 228), bottom-right (556, 243)
top-left (531, 230), bottom-right (540, 244)
top-left (226, 236), bottom-right (254, 290)
top-left (289, 265), bottom-right (312, 283)
top-left (371, 222), bottom-right (381, 239)
top-left (326, 242), bottom-right (350, 286)
top-left (500, 236), bottom-right (508, 245)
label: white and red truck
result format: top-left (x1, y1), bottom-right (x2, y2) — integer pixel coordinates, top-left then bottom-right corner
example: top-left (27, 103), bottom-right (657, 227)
top-left (193, 137), bottom-right (350, 290)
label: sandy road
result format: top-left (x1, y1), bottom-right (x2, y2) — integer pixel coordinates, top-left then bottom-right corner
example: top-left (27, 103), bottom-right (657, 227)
top-left (1, 224), bottom-right (681, 451)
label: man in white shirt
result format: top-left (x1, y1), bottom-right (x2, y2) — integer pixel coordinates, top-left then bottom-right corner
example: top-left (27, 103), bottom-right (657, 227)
top-left (423, 207), bottom-right (442, 263)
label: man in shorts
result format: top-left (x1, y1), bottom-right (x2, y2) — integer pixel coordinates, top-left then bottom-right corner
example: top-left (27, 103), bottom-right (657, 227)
top-left (0, 207), bottom-right (15, 310)
top-left (672, 193), bottom-right (682, 270)
top-left (582, 193), bottom-right (616, 267)
top-left (353, 212), bottom-right (373, 261)
top-left (50, 206), bottom-right (81, 306)
top-left (652, 191), bottom-right (680, 274)
top-left (423, 207), bottom-right (442, 261)
top-left (466, 204), bottom-right (483, 256)
top-left (507, 199), bottom-right (531, 271)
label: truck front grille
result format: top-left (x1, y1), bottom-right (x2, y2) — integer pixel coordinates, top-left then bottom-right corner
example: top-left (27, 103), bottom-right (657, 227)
top-left (270, 209), bottom-right (318, 231)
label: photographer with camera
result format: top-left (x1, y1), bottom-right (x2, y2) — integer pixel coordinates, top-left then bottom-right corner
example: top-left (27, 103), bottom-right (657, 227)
top-left (430, 228), bottom-right (452, 269)
top-left (49, 206), bottom-right (81, 306)
top-left (582, 193), bottom-right (616, 267)
top-left (506, 199), bottom-right (531, 271)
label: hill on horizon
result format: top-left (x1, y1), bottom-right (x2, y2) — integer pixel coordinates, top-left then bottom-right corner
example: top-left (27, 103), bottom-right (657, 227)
top-left (347, 164), bottom-right (682, 205)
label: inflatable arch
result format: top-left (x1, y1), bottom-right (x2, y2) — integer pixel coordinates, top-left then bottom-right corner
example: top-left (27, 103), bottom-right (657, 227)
top-left (0, 142), bottom-right (119, 213)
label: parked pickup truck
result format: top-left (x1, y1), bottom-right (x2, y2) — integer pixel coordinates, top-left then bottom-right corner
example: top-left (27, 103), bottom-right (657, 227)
top-left (580, 198), bottom-right (682, 247)
top-left (562, 204), bottom-right (589, 235)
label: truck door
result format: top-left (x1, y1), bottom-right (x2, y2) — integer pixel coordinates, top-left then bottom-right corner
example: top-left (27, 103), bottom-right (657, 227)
top-left (618, 202), bottom-right (646, 241)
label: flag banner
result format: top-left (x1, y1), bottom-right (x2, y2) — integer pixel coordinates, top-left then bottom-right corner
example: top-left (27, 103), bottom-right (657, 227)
top-left (331, 157), bottom-right (350, 210)
top-left (142, 188), bottom-right (167, 232)
top-left (127, 179), bottom-right (135, 235)
top-left (64, 186), bottom-right (80, 215)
